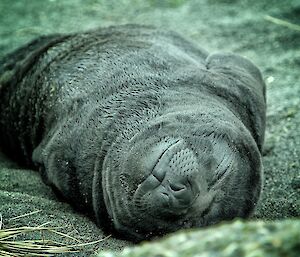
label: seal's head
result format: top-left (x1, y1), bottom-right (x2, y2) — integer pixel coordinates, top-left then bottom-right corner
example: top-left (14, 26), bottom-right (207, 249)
top-left (93, 112), bottom-right (262, 241)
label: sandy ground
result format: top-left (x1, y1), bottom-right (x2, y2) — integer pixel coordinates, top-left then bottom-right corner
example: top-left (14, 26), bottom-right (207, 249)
top-left (0, 0), bottom-right (299, 256)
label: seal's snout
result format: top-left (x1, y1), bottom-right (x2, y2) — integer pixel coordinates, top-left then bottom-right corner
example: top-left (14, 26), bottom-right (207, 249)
top-left (134, 138), bottom-right (201, 218)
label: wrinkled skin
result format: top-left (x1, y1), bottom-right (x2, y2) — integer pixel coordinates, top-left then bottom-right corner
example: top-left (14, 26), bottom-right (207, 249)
top-left (0, 25), bottom-right (266, 241)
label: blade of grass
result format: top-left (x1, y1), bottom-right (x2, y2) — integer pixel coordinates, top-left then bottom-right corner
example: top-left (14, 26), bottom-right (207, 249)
top-left (8, 210), bottom-right (41, 221)
top-left (265, 15), bottom-right (300, 31)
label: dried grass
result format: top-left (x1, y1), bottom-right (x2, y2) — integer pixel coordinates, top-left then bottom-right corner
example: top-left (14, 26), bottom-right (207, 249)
top-left (265, 15), bottom-right (300, 31)
top-left (0, 212), bottom-right (110, 257)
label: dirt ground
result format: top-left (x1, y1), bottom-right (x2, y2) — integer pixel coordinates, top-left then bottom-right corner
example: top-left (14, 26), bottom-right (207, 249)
top-left (0, 0), bottom-right (299, 256)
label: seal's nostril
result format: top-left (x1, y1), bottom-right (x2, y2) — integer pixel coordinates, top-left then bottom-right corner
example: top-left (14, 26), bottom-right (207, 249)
top-left (167, 179), bottom-right (197, 209)
top-left (161, 192), bottom-right (169, 197)
top-left (160, 192), bottom-right (170, 206)
top-left (169, 183), bottom-right (185, 192)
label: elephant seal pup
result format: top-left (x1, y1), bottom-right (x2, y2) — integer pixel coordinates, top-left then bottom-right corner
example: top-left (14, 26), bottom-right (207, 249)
top-left (0, 24), bottom-right (266, 241)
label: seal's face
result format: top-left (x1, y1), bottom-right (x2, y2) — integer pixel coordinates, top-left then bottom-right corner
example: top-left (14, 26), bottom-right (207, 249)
top-left (99, 116), bottom-right (262, 240)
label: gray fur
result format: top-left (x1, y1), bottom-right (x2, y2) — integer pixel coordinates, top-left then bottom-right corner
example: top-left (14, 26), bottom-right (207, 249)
top-left (0, 25), bottom-right (266, 240)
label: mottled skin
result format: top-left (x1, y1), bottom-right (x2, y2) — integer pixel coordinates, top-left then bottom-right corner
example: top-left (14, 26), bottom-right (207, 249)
top-left (0, 25), bottom-right (266, 241)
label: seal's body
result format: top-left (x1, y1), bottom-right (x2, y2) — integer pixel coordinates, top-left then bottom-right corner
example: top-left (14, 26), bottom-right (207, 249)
top-left (0, 25), bottom-right (266, 240)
